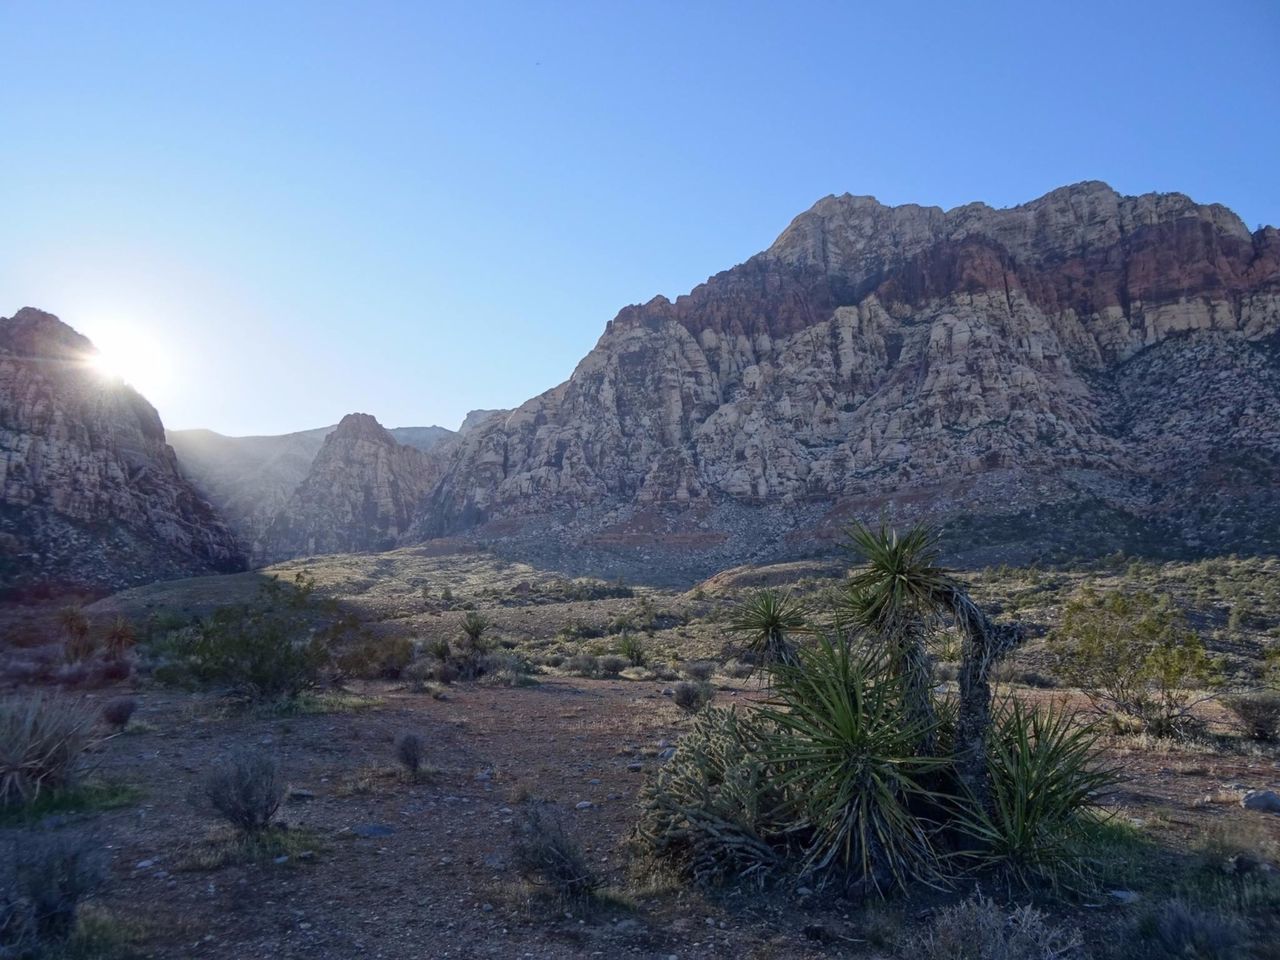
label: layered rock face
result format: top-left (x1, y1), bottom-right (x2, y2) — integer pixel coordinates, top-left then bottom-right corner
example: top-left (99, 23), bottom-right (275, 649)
top-left (0, 308), bottom-right (244, 595)
top-left (418, 183), bottom-right (1280, 575)
top-left (169, 422), bottom-right (451, 558)
top-left (260, 413), bottom-right (442, 561)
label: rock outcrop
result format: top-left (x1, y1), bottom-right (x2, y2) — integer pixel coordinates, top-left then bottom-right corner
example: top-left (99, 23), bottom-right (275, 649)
top-left (0, 308), bottom-right (244, 596)
top-left (169, 422), bottom-right (451, 558)
top-left (415, 183), bottom-right (1280, 578)
top-left (260, 413), bottom-right (442, 561)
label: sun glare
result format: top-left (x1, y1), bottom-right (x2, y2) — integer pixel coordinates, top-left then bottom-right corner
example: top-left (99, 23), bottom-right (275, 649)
top-left (81, 324), bottom-right (173, 401)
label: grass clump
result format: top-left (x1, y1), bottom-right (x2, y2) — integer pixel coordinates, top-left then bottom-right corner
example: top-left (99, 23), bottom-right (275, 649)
top-left (1131, 899), bottom-right (1247, 959)
top-left (99, 699), bottom-right (136, 733)
top-left (394, 732), bottom-right (425, 779)
top-left (1, 694), bottom-right (95, 810)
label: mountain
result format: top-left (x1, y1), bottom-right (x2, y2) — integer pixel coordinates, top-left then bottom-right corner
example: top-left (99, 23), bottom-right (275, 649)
top-left (0, 308), bottom-right (244, 596)
top-left (413, 182), bottom-right (1280, 578)
top-left (259, 412), bottom-right (442, 561)
top-left (167, 422), bottom-right (451, 556)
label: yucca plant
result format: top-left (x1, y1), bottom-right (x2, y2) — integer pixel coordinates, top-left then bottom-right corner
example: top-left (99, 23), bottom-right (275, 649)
top-left (844, 522), bottom-right (1021, 813)
top-left (763, 634), bottom-right (952, 892)
top-left (728, 590), bottom-right (806, 669)
top-left (953, 698), bottom-right (1120, 891)
top-left (103, 616), bottom-right (136, 660)
top-left (58, 606), bottom-right (94, 662)
top-left (0, 694), bottom-right (95, 808)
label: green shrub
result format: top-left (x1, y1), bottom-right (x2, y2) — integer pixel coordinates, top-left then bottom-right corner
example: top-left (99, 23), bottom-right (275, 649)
top-left (681, 660), bottom-right (716, 682)
top-left (1222, 691), bottom-right (1280, 742)
top-left (565, 654), bottom-right (598, 678)
top-left (728, 590), bottom-right (806, 668)
top-left (160, 605), bottom-right (330, 700)
top-left (337, 636), bottom-right (413, 680)
top-left (201, 750), bottom-right (284, 833)
top-left (618, 633), bottom-right (646, 666)
top-left (1053, 587), bottom-right (1219, 737)
top-left (0, 694), bottom-right (94, 808)
top-left (633, 708), bottom-right (788, 887)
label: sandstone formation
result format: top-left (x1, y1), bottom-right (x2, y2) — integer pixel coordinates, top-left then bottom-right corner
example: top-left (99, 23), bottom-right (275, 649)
top-left (0, 308), bottom-right (244, 595)
top-left (414, 182), bottom-right (1280, 578)
top-left (259, 413), bottom-right (442, 561)
top-left (169, 422), bottom-right (450, 557)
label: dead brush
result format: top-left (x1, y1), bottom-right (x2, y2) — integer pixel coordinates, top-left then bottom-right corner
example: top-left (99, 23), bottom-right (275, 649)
top-left (511, 804), bottom-right (598, 907)
top-left (394, 731), bottom-right (425, 779)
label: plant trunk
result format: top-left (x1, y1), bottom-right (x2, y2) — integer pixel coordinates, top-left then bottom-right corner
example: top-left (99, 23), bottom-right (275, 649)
top-left (948, 590), bottom-right (1021, 815)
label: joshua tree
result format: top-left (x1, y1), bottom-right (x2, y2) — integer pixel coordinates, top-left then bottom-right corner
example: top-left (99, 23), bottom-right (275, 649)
top-left (843, 523), bottom-right (1021, 813)
top-left (728, 590), bottom-right (806, 669)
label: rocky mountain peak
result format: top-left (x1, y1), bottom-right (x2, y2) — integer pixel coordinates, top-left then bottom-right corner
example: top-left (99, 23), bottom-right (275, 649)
top-left (0, 309), bottom-right (244, 595)
top-left (331, 411), bottom-right (395, 444)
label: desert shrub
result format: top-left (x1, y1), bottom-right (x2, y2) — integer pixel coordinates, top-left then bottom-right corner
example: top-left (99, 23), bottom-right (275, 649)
top-left (0, 694), bottom-right (94, 808)
top-left (1053, 587), bottom-right (1219, 737)
top-left (681, 660), bottom-right (716, 682)
top-left (100, 697), bottom-right (137, 731)
top-left (598, 655), bottom-right (628, 678)
top-left (161, 605), bottom-right (330, 700)
top-left (1134, 899), bottom-right (1246, 959)
top-left (202, 750), bottom-right (284, 833)
top-left (337, 635), bottom-right (413, 680)
top-left (394, 732), bottom-right (424, 777)
top-left (634, 707), bottom-right (789, 887)
top-left (565, 654), bottom-right (599, 678)
top-left (452, 613), bottom-right (490, 679)
top-left (426, 638), bottom-right (451, 662)
top-left (672, 681), bottom-right (713, 713)
top-left (1222, 690), bottom-right (1280, 742)
top-left (618, 633), bottom-right (646, 666)
top-left (905, 894), bottom-right (1084, 960)
top-left (103, 617), bottom-right (136, 660)
top-left (2, 833), bottom-right (106, 948)
top-left (512, 804), bottom-right (598, 905)
top-left (954, 699), bottom-right (1120, 890)
top-left (479, 651), bottom-right (535, 687)
top-left (58, 607), bottom-right (94, 663)
top-left (764, 636), bottom-right (950, 891)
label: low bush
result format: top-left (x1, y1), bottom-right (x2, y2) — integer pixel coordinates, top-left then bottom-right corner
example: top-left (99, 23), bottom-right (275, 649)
top-left (598, 655), bottom-right (628, 678)
top-left (2, 833), bottom-right (106, 950)
top-left (337, 636), bottom-right (413, 680)
top-left (478, 651), bottom-right (536, 687)
top-left (672, 681), bottom-right (713, 713)
top-left (1222, 690), bottom-right (1280, 742)
top-left (0, 694), bottom-right (94, 808)
top-left (100, 697), bottom-right (137, 731)
top-left (202, 750), bottom-right (285, 833)
top-left (394, 732), bottom-right (425, 777)
top-left (566, 654), bottom-right (599, 678)
top-left (157, 605), bottom-right (330, 701)
top-left (905, 894), bottom-right (1085, 960)
top-left (1134, 899), bottom-right (1246, 959)
top-left (681, 660), bottom-right (716, 682)
top-left (512, 804), bottom-right (598, 906)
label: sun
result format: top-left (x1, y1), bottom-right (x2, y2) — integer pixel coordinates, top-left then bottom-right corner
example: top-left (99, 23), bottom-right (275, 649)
top-left (80, 325), bottom-right (173, 400)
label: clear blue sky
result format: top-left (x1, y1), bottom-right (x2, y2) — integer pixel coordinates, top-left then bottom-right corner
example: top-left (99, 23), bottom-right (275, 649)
top-left (2, 0), bottom-right (1276, 436)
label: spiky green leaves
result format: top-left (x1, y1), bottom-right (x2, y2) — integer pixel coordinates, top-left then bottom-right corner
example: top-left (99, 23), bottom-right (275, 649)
top-left (728, 590), bottom-right (806, 669)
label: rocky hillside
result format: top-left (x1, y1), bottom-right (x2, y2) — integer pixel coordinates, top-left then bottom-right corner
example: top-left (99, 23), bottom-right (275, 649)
top-left (259, 413), bottom-right (442, 561)
top-left (0, 308), bottom-right (244, 596)
top-left (415, 182), bottom-right (1280, 578)
top-left (168, 422), bottom-right (451, 555)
